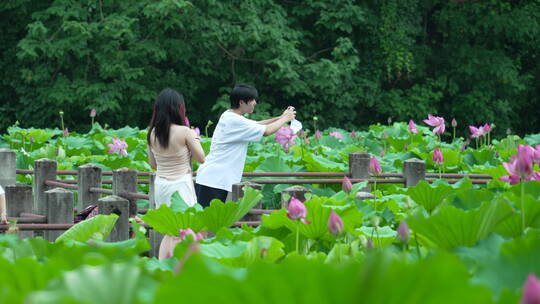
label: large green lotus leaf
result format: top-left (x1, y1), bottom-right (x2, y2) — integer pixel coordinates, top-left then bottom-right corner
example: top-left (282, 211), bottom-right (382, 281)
top-left (303, 152), bottom-right (345, 172)
top-left (156, 249), bottom-right (493, 304)
top-left (524, 133), bottom-right (540, 146)
top-left (26, 262), bottom-right (157, 304)
top-left (200, 236), bottom-right (285, 267)
top-left (495, 192), bottom-right (540, 238)
top-left (88, 222), bottom-right (151, 254)
top-left (508, 181), bottom-right (540, 199)
top-left (0, 256), bottom-right (51, 303)
top-left (405, 181), bottom-right (454, 214)
top-left (466, 149), bottom-right (498, 166)
top-left (354, 252), bottom-right (494, 304)
top-left (55, 214), bottom-right (118, 243)
top-left (201, 187), bottom-right (263, 233)
top-left (471, 230), bottom-right (540, 294)
top-left (0, 235), bottom-right (66, 262)
top-left (408, 200), bottom-right (513, 250)
top-left (141, 204), bottom-right (205, 236)
top-left (449, 187), bottom-right (495, 210)
top-left (62, 136), bottom-right (92, 150)
top-left (325, 240), bottom-right (363, 264)
top-left (454, 233), bottom-right (506, 272)
top-left (356, 226), bottom-right (397, 246)
top-left (253, 156), bottom-right (300, 174)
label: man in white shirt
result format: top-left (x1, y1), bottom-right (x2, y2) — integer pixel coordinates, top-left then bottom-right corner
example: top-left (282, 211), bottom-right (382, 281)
top-left (195, 84), bottom-right (296, 206)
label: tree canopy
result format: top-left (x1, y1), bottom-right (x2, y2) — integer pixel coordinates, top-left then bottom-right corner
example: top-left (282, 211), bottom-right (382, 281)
top-left (1, 0), bottom-right (539, 136)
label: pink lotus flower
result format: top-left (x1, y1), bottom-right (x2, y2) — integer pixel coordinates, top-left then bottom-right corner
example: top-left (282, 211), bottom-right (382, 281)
top-left (369, 156), bottom-right (382, 175)
top-left (408, 120), bottom-right (418, 134)
top-left (433, 148), bottom-right (444, 165)
top-left (423, 114), bottom-right (445, 135)
top-left (276, 126), bottom-right (296, 152)
top-left (397, 220), bottom-right (409, 243)
top-left (107, 137), bottom-right (128, 157)
top-left (304, 137), bottom-right (310, 145)
top-left (90, 109), bottom-right (96, 118)
top-left (351, 130), bottom-right (357, 139)
top-left (179, 228), bottom-right (204, 241)
top-left (469, 125), bottom-right (486, 139)
top-left (329, 131), bottom-right (343, 139)
top-left (500, 145), bottom-right (536, 183)
top-left (63, 128), bottom-right (69, 137)
top-left (159, 229), bottom-right (204, 260)
top-left (451, 118), bottom-right (457, 128)
top-left (534, 145), bottom-right (540, 164)
top-left (287, 197), bottom-right (309, 224)
top-left (342, 176), bottom-right (352, 193)
top-left (314, 130), bottom-right (322, 140)
top-left (193, 127), bottom-right (200, 137)
top-left (521, 273), bottom-right (540, 304)
top-left (483, 123), bottom-right (492, 132)
top-left (328, 211), bottom-right (344, 236)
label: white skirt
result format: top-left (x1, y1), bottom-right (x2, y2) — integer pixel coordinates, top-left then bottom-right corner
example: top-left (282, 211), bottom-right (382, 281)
top-left (154, 174), bottom-right (197, 208)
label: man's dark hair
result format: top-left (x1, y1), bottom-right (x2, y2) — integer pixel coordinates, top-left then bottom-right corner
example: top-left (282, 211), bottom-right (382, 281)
top-left (230, 84), bottom-right (258, 108)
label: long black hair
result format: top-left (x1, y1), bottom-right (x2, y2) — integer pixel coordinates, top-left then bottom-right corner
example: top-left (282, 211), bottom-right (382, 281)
top-left (147, 88), bottom-right (188, 149)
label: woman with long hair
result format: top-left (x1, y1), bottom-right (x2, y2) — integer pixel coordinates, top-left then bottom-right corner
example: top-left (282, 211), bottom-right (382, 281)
top-left (147, 88), bottom-right (205, 259)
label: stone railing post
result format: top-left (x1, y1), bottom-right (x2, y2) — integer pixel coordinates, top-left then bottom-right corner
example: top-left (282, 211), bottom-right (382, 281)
top-left (112, 168), bottom-right (137, 216)
top-left (34, 159), bottom-right (57, 215)
top-left (5, 184), bottom-right (33, 238)
top-left (98, 195), bottom-right (130, 242)
top-left (349, 152), bottom-right (371, 191)
top-left (44, 188), bottom-right (74, 241)
top-left (232, 181), bottom-right (262, 221)
top-left (281, 185), bottom-right (312, 209)
top-left (78, 164), bottom-right (102, 211)
top-left (403, 158), bottom-right (426, 188)
top-left (0, 149), bottom-right (16, 189)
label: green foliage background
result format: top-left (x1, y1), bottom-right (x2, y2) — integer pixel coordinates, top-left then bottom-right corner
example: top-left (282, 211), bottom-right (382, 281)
top-left (1, 0), bottom-right (539, 136)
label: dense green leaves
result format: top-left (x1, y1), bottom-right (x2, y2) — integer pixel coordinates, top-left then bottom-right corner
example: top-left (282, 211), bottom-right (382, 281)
top-left (1, 0), bottom-right (539, 136)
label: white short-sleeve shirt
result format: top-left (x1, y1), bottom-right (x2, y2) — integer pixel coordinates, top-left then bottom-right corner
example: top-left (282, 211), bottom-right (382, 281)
top-left (196, 111), bottom-right (266, 191)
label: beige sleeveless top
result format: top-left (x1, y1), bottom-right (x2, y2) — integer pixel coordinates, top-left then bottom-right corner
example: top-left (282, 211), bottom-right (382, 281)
top-left (151, 145), bottom-right (191, 180)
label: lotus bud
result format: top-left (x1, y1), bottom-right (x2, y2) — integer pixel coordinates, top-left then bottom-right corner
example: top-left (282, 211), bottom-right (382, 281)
top-left (63, 128), bottom-right (69, 137)
top-left (451, 118), bottom-right (457, 128)
top-left (379, 149), bottom-right (385, 157)
top-left (521, 273), bottom-right (540, 304)
top-left (366, 238), bottom-right (374, 249)
top-left (369, 156), bottom-right (382, 176)
top-left (287, 197), bottom-right (307, 221)
top-left (506, 128), bottom-right (512, 135)
top-left (351, 130), bottom-right (357, 139)
top-left (90, 109), bottom-right (96, 118)
top-left (397, 220), bottom-right (410, 243)
top-left (387, 117), bottom-right (392, 124)
top-left (433, 148), bottom-right (444, 165)
top-left (383, 132), bottom-right (389, 139)
top-left (342, 176), bottom-right (353, 193)
top-left (327, 211), bottom-right (344, 236)
top-left (315, 130), bottom-right (321, 140)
